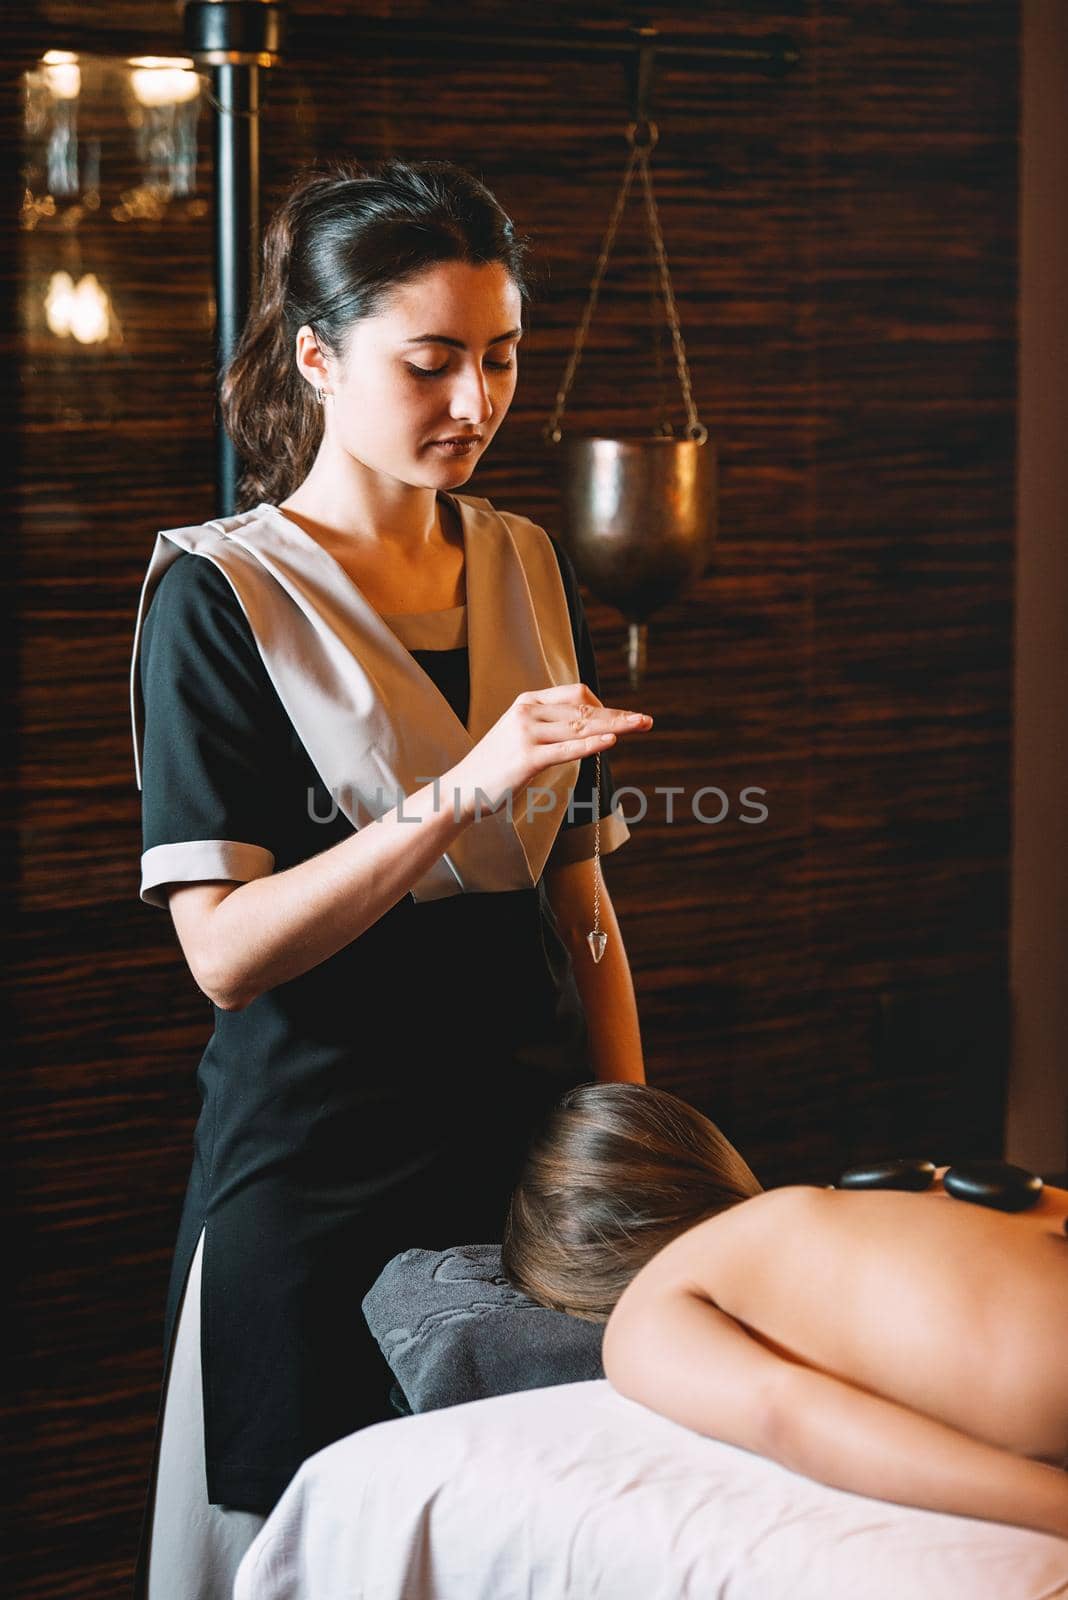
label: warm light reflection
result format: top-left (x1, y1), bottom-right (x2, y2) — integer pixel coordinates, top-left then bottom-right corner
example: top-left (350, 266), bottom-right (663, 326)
top-left (41, 50), bottom-right (81, 101)
top-left (127, 55), bottom-right (196, 70)
top-left (130, 59), bottom-right (200, 107)
top-left (45, 270), bottom-right (113, 344)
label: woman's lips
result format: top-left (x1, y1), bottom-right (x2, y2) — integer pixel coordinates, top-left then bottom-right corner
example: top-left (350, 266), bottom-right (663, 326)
top-left (429, 437), bottom-right (481, 454)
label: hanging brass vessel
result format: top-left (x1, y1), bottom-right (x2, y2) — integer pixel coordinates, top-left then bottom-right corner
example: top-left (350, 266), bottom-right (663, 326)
top-left (560, 433), bottom-right (716, 619)
top-left (544, 38), bottom-right (716, 687)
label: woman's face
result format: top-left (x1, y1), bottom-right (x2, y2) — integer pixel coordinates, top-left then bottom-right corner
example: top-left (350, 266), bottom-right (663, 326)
top-left (310, 259), bottom-right (523, 490)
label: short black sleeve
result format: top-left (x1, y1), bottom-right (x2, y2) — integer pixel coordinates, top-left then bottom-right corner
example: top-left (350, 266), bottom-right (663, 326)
top-left (544, 535), bottom-right (631, 868)
top-left (137, 553), bottom-right (288, 909)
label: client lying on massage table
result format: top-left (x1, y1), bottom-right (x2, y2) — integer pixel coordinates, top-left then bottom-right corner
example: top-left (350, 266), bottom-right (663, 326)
top-left (502, 1083), bottom-right (1068, 1541)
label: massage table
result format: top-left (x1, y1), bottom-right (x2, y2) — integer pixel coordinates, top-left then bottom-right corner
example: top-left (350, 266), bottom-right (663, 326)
top-left (233, 1378), bottom-right (1068, 1599)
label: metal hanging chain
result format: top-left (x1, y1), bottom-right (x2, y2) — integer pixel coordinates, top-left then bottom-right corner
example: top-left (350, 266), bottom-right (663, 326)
top-left (543, 142), bottom-right (641, 444)
top-left (201, 87), bottom-right (262, 119)
top-left (635, 143), bottom-right (706, 442)
top-left (649, 228), bottom-right (673, 436)
top-left (543, 121), bottom-right (707, 446)
top-left (195, 69), bottom-right (279, 121)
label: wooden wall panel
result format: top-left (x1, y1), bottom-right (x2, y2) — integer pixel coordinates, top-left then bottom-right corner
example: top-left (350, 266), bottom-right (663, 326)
top-left (4, 3), bottom-right (1019, 1595)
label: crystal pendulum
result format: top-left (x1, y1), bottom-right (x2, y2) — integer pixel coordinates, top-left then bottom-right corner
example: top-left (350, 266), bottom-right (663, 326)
top-left (587, 750), bottom-right (608, 963)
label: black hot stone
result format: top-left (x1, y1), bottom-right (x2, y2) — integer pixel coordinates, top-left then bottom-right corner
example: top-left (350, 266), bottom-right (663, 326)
top-left (837, 1159), bottom-right (937, 1193)
top-left (942, 1161), bottom-right (1044, 1213)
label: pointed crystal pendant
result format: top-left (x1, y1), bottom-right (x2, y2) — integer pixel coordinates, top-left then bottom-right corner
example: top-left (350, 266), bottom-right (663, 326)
top-left (587, 929), bottom-right (607, 963)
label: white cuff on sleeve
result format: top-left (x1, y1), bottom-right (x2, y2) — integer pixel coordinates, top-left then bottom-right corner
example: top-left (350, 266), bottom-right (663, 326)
top-left (140, 839), bottom-right (276, 909)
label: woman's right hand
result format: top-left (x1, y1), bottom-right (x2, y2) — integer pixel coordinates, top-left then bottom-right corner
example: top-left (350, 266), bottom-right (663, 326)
top-left (447, 683), bottom-right (652, 820)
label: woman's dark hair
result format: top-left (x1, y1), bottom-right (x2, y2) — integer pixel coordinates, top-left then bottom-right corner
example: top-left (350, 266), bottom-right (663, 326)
top-left (221, 156), bottom-right (537, 509)
top-left (502, 1083), bottom-right (763, 1322)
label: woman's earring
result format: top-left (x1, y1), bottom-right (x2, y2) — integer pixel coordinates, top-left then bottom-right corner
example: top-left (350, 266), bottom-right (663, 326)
top-left (315, 384), bottom-right (328, 406)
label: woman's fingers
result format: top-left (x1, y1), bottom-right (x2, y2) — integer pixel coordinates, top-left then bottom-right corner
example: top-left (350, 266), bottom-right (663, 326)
top-left (545, 714), bottom-right (654, 762)
top-left (528, 703), bottom-right (654, 736)
top-left (565, 709), bottom-right (653, 739)
top-left (522, 683), bottom-right (655, 740)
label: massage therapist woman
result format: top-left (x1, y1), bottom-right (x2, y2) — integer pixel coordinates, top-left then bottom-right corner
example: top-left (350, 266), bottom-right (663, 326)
top-left (129, 156), bottom-right (653, 1598)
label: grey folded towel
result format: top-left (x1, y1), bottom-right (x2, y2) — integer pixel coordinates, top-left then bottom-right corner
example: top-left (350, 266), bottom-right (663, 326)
top-left (362, 1243), bottom-right (605, 1414)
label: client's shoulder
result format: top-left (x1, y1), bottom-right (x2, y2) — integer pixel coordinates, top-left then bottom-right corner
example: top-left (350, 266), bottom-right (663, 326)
top-left (701, 1183), bottom-right (831, 1232)
top-left (633, 1185), bottom-right (827, 1296)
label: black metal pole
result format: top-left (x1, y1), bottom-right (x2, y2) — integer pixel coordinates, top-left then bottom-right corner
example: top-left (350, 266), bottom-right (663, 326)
top-left (183, 2), bottom-right (286, 514)
top-left (212, 61), bottom-right (259, 513)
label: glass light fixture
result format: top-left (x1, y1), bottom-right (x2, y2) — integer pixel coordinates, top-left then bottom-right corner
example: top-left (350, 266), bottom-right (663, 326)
top-left (27, 50), bottom-right (82, 199)
top-left (19, 50), bottom-right (208, 432)
top-left (126, 56), bottom-right (201, 201)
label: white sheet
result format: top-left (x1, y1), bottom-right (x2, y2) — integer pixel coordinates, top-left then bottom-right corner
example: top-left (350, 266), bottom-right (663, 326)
top-left (234, 1379), bottom-right (1068, 1600)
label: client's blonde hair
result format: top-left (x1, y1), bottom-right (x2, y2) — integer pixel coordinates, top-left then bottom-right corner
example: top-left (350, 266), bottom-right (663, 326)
top-left (502, 1082), bottom-right (762, 1322)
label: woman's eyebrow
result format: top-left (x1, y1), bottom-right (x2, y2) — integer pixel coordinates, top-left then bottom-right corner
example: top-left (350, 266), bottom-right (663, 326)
top-left (402, 328), bottom-right (523, 349)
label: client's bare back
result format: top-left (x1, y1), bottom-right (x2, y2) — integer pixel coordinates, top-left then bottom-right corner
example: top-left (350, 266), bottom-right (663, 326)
top-left (655, 1174), bottom-right (1068, 1465)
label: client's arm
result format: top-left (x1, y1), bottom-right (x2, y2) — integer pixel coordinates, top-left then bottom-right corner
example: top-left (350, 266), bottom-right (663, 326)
top-left (603, 1281), bottom-right (1068, 1540)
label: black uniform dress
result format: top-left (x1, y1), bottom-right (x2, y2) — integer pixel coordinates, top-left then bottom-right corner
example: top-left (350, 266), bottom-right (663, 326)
top-left (133, 510), bottom-right (629, 1577)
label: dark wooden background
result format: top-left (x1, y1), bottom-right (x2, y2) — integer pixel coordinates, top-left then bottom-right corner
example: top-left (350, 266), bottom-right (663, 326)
top-left (5, 2), bottom-right (1019, 1594)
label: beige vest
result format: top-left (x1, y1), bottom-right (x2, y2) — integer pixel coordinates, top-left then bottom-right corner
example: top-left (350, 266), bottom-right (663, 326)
top-left (129, 493), bottom-right (583, 902)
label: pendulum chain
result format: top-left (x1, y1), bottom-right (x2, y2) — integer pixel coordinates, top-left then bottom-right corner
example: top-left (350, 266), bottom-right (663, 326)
top-left (587, 750), bottom-right (608, 963)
